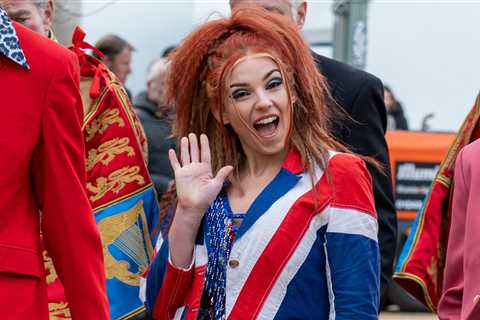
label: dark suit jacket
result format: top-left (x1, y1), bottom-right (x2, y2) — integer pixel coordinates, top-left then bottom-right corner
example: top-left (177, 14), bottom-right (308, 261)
top-left (313, 53), bottom-right (397, 305)
top-left (0, 22), bottom-right (109, 319)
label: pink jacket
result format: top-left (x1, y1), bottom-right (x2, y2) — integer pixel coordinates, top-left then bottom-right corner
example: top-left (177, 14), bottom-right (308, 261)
top-left (438, 139), bottom-right (480, 319)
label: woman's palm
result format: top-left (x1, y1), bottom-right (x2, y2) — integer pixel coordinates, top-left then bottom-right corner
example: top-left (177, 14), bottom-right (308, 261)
top-left (170, 134), bottom-right (232, 212)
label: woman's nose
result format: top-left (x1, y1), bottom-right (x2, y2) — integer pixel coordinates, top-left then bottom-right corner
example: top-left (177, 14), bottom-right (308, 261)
top-left (255, 89), bottom-right (272, 109)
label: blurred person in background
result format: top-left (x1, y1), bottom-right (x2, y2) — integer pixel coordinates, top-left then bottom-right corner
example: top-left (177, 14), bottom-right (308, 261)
top-left (384, 85), bottom-right (409, 130)
top-left (1, 0), bottom-right (53, 36)
top-left (95, 34), bottom-right (134, 98)
top-left (230, 0), bottom-right (396, 308)
top-left (134, 57), bottom-right (175, 198)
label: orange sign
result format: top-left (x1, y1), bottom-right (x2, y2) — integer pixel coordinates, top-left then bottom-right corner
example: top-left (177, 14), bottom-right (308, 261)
top-left (386, 131), bottom-right (456, 221)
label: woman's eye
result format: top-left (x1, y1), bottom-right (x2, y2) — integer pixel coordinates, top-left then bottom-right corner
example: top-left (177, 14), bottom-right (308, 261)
top-left (14, 17), bottom-right (28, 24)
top-left (231, 89), bottom-right (250, 100)
top-left (266, 78), bottom-right (283, 90)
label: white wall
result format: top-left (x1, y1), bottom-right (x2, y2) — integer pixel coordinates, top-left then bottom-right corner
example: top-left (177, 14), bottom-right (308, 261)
top-left (367, 1), bottom-right (480, 131)
top-left (80, 1), bottom-right (195, 96)
top-left (192, 1), bottom-right (228, 24)
top-left (52, 0), bottom-right (82, 45)
top-left (192, 1), bottom-right (333, 31)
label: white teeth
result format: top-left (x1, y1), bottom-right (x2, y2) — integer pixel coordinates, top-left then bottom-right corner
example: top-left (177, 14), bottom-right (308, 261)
top-left (255, 116), bottom-right (278, 125)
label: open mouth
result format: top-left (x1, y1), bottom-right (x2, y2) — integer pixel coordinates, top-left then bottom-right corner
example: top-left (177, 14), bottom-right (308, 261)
top-left (253, 115), bottom-right (280, 137)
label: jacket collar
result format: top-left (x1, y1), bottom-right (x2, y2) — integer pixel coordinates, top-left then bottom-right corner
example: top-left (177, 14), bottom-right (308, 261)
top-left (282, 148), bottom-right (305, 174)
top-left (0, 7), bottom-right (29, 69)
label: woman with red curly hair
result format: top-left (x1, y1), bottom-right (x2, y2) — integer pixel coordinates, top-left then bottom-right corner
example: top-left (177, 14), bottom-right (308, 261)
top-left (143, 7), bottom-right (379, 320)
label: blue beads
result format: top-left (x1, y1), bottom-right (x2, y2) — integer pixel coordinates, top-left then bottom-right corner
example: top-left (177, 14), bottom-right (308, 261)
top-left (204, 194), bottom-right (233, 320)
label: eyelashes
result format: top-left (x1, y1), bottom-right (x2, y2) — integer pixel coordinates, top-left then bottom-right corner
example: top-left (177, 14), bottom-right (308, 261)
top-left (230, 77), bottom-right (284, 101)
top-left (231, 89), bottom-right (249, 100)
top-left (266, 77), bottom-right (283, 90)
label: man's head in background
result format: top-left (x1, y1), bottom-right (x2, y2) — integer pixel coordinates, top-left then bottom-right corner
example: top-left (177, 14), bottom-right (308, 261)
top-left (95, 34), bottom-right (134, 84)
top-left (1, 0), bottom-right (54, 35)
top-left (229, 0), bottom-right (307, 29)
top-left (146, 58), bottom-right (169, 107)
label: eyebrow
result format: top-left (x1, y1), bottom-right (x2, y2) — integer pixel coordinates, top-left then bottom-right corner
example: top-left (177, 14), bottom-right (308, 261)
top-left (9, 10), bottom-right (31, 17)
top-left (229, 68), bottom-right (281, 88)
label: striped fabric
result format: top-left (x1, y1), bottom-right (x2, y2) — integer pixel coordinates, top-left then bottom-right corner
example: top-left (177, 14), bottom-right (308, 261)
top-left (142, 150), bottom-right (380, 319)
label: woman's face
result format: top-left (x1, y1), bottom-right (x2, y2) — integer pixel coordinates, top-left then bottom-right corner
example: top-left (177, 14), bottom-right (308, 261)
top-left (223, 54), bottom-right (291, 158)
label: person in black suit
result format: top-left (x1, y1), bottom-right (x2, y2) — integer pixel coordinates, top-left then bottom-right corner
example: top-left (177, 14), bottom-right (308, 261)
top-left (230, 0), bottom-right (397, 307)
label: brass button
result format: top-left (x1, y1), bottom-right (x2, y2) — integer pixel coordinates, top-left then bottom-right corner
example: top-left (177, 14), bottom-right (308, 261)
top-left (474, 295), bottom-right (480, 304)
top-left (229, 259), bottom-right (240, 268)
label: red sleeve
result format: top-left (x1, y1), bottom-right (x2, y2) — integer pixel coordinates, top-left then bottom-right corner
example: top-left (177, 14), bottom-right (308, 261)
top-left (152, 259), bottom-right (194, 319)
top-left (438, 149), bottom-right (468, 320)
top-left (31, 50), bottom-right (109, 319)
top-left (146, 237), bottom-right (195, 319)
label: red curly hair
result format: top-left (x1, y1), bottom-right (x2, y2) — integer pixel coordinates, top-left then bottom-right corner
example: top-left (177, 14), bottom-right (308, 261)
top-left (168, 7), bottom-right (348, 171)
top-left (158, 7), bottom-right (354, 226)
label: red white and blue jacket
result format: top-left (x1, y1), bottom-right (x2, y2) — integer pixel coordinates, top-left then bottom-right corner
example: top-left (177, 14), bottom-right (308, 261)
top-left (142, 150), bottom-right (380, 319)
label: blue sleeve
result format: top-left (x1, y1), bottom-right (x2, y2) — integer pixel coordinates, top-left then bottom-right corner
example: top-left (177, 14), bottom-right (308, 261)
top-left (325, 232), bottom-right (380, 319)
top-left (145, 239), bottom-right (169, 314)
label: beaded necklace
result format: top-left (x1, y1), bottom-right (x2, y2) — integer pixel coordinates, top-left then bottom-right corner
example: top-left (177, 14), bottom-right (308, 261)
top-left (204, 192), bottom-right (245, 320)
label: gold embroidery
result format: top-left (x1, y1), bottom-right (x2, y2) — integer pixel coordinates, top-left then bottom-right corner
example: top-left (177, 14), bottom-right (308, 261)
top-left (98, 200), bottom-right (153, 286)
top-left (86, 137), bottom-right (135, 171)
top-left (134, 117), bottom-right (149, 160)
top-left (48, 302), bottom-right (71, 320)
top-left (85, 108), bottom-right (125, 142)
top-left (87, 166), bottom-right (145, 202)
top-left (43, 251), bottom-right (57, 285)
top-left (113, 83), bottom-right (149, 160)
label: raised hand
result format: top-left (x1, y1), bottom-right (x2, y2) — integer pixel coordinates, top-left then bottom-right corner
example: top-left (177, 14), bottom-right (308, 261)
top-left (169, 133), bottom-right (233, 216)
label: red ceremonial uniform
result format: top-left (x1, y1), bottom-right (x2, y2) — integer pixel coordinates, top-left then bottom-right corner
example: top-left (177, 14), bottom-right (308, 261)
top-left (394, 96), bottom-right (480, 311)
top-left (44, 27), bottom-right (157, 320)
top-left (0, 21), bottom-right (109, 319)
